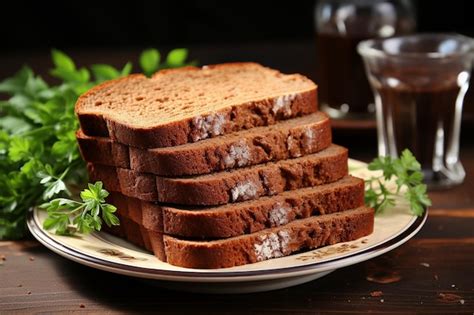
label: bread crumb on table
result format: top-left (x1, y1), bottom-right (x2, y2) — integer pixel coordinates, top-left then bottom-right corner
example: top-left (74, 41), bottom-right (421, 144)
top-left (370, 291), bottom-right (383, 297)
top-left (438, 292), bottom-right (462, 303)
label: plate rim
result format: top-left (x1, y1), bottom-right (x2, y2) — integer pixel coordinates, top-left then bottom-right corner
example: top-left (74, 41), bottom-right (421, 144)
top-left (27, 206), bottom-right (427, 281)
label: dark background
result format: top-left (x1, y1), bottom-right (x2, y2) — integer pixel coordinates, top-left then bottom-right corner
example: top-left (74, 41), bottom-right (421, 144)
top-left (2, 1), bottom-right (474, 122)
top-left (0, 1), bottom-right (473, 52)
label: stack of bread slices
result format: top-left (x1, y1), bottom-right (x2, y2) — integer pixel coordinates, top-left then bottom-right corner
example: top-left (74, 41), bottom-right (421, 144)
top-left (75, 63), bottom-right (374, 269)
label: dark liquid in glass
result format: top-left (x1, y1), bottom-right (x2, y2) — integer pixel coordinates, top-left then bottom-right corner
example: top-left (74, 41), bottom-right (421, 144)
top-left (376, 84), bottom-right (460, 181)
top-left (317, 33), bottom-right (374, 115)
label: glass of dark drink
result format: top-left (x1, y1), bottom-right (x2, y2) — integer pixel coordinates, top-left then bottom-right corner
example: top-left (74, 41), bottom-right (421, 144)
top-left (358, 34), bottom-right (474, 188)
top-left (315, 0), bottom-right (416, 120)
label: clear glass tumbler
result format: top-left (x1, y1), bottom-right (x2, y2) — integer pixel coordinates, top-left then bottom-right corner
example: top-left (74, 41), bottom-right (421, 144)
top-left (358, 33), bottom-right (474, 189)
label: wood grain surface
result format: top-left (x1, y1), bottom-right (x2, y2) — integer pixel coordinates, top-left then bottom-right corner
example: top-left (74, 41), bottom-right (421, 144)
top-left (1, 43), bottom-right (474, 314)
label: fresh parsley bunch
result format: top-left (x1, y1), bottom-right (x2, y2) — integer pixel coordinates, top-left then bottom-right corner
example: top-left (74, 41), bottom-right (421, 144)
top-left (364, 149), bottom-right (431, 216)
top-left (0, 48), bottom-right (193, 239)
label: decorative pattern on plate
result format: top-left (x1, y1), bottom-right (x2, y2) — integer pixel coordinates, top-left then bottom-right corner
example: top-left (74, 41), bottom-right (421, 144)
top-left (95, 247), bottom-right (148, 261)
top-left (296, 238), bottom-right (369, 262)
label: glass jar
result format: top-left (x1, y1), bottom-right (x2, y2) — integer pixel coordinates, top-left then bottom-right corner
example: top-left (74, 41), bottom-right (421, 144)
top-left (315, 0), bottom-right (416, 119)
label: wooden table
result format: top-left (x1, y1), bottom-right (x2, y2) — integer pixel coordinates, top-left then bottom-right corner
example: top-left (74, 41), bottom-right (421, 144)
top-left (1, 43), bottom-right (474, 314)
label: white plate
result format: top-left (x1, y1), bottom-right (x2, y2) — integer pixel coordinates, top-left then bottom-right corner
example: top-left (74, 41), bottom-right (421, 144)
top-left (27, 159), bottom-right (427, 293)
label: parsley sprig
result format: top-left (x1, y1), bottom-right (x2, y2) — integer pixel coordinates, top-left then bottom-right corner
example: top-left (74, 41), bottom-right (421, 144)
top-left (41, 182), bottom-right (118, 235)
top-left (0, 48), bottom-right (193, 239)
top-left (364, 149), bottom-right (431, 216)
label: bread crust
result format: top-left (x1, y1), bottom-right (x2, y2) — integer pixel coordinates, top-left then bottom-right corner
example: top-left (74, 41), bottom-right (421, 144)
top-left (105, 207), bottom-right (374, 268)
top-left (106, 176), bottom-right (364, 238)
top-left (87, 145), bottom-right (348, 205)
top-left (76, 112), bottom-right (331, 176)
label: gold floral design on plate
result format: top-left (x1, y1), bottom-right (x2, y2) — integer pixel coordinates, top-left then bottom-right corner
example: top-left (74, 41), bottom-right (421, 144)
top-left (296, 238), bottom-right (369, 262)
top-left (95, 248), bottom-right (148, 261)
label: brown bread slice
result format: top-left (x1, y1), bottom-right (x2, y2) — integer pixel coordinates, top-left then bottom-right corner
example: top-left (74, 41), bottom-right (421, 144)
top-left (76, 130), bottom-right (130, 169)
top-left (107, 176), bottom-right (364, 238)
top-left (75, 63), bottom-right (317, 148)
top-left (87, 144), bottom-right (348, 205)
top-left (76, 112), bottom-right (332, 176)
top-left (106, 207), bottom-right (374, 269)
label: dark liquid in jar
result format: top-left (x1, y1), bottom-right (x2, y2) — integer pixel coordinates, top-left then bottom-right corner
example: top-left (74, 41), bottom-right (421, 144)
top-left (317, 33), bottom-right (374, 115)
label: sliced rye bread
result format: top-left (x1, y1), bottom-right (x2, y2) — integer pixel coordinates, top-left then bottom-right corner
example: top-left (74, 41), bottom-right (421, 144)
top-left (107, 175), bottom-right (364, 238)
top-left (76, 112), bottom-right (332, 176)
top-left (105, 206), bottom-right (374, 268)
top-left (75, 63), bottom-right (317, 148)
top-left (87, 144), bottom-right (348, 205)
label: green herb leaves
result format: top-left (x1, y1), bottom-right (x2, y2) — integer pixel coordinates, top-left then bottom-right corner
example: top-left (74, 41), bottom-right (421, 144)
top-left (51, 49), bottom-right (76, 72)
top-left (41, 182), bottom-right (119, 235)
top-left (365, 149), bottom-right (431, 216)
top-left (91, 63), bottom-right (133, 83)
top-left (0, 63), bottom-right (81, 240)
top-left (0, 48), bottom-right (193, 239)
top-left (140, 48), bottom-right (194, 77)
top-left (140, 49), bottom-right (161, 77)
top-left (51, 49), bottom-right (91, 84)
top-left (166, 48), bottom-right (188, 67)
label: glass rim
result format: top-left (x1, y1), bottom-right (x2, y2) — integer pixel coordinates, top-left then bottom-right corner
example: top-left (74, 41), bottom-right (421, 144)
top-left (357, 33), bottom-right (474, 60)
